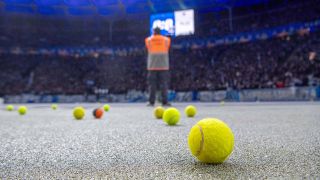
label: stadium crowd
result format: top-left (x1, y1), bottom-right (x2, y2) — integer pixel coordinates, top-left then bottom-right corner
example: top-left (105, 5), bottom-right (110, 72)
top-left (0, 31), bottom-right (319, 95)
top-left (0, 0), bottom-right (319, 96)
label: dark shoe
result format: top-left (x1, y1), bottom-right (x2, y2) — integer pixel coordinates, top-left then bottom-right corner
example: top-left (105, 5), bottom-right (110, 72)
top-left (147, 103), bottom-right (155, 107)
top-left (162, 103), bottom-right (171, 107)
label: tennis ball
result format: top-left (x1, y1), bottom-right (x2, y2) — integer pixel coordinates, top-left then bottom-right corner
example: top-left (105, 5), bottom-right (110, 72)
top-left (51, 104), bottom-right (58, 110)
top-left (73, 106), bottom-right (85, 120)
top-left (154, 106), bottom-right (165, 119)
top-left (93, 108), bottom-right (104, 119)
top-left (103, 104), bottom-right (110, 112)
top-left (185, 105), bottom-right (197, 117)
top-left (162, 107), bottom-right (180, 125)
top-left (6, 105), bottom-right (14, 111)
top-left (18, 106), bottom-right (27, 115)
top-left (220, 101), bottom-right (225, 105)
top-left (188, 118), bottom-right (234, 164)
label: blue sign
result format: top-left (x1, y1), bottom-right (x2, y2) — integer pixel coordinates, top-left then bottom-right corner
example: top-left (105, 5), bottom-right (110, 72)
top-left (150, 12), bottom-right (175, 36)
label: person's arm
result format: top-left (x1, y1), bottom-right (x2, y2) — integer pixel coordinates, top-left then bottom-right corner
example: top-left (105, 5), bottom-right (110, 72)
top-left (145, 38), bottom-right (150, 50)
top-left (165, 37), bottom-right (171, 50)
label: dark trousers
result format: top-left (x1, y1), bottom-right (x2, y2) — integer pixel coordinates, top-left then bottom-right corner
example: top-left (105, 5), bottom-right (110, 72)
top-left (148, 71), bottom-right (169, 104)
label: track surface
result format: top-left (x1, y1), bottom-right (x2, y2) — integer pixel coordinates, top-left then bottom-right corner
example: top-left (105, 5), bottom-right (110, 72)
top-left (0, 102), bottom-right (320, 179)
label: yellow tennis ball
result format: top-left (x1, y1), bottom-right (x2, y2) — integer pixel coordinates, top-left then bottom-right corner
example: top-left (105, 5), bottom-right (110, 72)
top-left (73, 106), bottom-right (85, 120)
top-left (188, 118), bottom-right (234, 164)
top-left (51, 104), bottom-right (58, 110)
top-left (6, 105), bottom-right (14, 111)
top-left (18, 106), bottom-right (27, 115)
top-left (103, 104), bottom-right (110, 112)
top-left (162, 107), bottom-right (180, 125)
top-left (154, 106), bottom-right (165, 119)
top-left (185, 105), bottom-right (197, 117)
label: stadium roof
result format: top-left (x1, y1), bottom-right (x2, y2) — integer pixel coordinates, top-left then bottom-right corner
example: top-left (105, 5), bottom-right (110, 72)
top-left (0, 0), bottom-right (269, 16)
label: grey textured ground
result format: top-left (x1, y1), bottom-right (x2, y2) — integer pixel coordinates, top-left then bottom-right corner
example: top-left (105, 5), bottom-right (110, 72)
top-left (0, 102), bottom-right (320, 179)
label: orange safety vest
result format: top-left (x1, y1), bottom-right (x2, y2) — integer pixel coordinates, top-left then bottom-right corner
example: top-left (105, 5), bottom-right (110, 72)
top-left (145, 35), bottom-right (171, 54)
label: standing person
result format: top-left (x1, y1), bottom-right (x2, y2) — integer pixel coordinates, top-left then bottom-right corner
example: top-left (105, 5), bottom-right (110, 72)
top-left (145, 27), bottom-right (171, 106)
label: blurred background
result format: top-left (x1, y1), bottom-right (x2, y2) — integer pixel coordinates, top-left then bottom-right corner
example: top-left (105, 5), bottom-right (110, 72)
top-left (0, 0), bottom-right (319, 103)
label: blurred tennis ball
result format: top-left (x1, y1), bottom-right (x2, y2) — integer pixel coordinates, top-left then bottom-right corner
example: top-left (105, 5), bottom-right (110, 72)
top-left (162, 107), bottom-right (180, 125)
top-left (6, 105), bottom-right (14, 111)
top-left (73, 106), bottom-right (85, 120)
top-left (18, 106), bottom-right (27, 115)
top-left (93, 108), bottom-right (104, 119)
top-left (185, 105), bottom-right (197, 117)
top-left (188, 118), bottom-right (234, 164)
top-left (103, 104), bottom-right (110, 112)
top-left (154, 106), bottom-right (165, 119)
top-left (51, 104), bottom-right (58, 110)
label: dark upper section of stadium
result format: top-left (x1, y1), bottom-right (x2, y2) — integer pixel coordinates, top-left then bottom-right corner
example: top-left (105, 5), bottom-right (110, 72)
top-left (0, 0), bottom-right (269, 16)
top-left (0, 0), bottom-right (319, 47)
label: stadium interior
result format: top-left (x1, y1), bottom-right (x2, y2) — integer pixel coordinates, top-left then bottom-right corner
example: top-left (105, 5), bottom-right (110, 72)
top-left (0, 0), bottom-right (319, 99)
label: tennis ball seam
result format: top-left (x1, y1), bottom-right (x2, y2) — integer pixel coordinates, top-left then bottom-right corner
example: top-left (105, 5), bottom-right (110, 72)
top-left (195, 124), bottom-right (205, 157)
